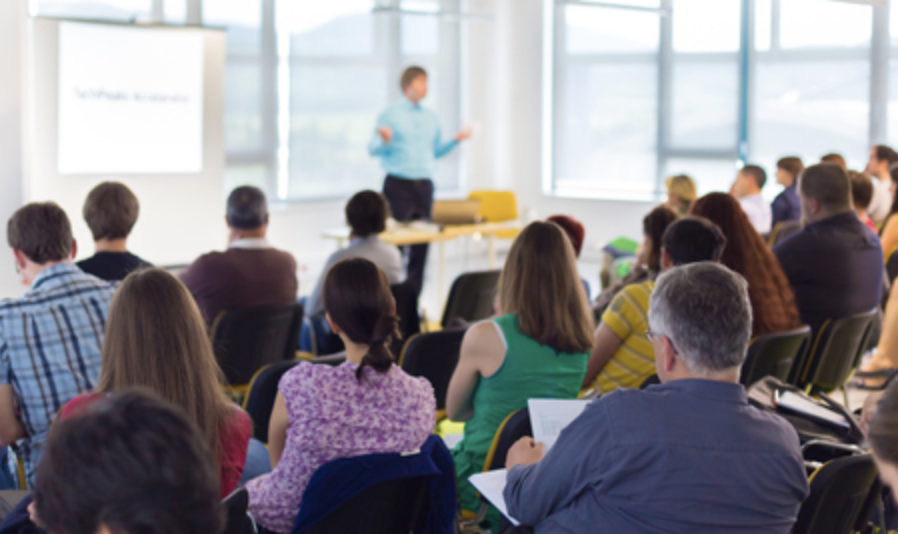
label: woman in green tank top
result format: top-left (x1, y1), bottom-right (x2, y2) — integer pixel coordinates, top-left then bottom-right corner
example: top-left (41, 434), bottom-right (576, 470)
top-left (446, 221), bottom-right (595, 526)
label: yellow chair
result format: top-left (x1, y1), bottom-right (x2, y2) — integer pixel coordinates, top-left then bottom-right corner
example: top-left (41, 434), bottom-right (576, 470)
top-left (468, 190), bottom-right (520, 239)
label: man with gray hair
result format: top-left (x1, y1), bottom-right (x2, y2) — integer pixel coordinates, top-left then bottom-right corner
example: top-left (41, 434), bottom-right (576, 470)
top-left (503, 263), bottom-right (808, 534)
top-left (181, 186), bottom-right (297, 325)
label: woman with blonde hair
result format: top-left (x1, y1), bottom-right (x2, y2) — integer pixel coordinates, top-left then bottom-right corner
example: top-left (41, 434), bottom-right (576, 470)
top-left (665, 174), bottom-right (697, 215)
top-left (60, 268), bottom-right (251, 497)
top-left (447, 221), bottom-right (594, 523)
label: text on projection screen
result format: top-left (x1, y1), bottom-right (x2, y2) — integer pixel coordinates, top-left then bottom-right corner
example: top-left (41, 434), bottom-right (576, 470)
top-left (58, 21), bottom-right (204, 174)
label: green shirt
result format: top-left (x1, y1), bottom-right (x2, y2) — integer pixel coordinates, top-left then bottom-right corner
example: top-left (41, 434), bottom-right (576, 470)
top-left (452, 314), bottom-right (588, 514)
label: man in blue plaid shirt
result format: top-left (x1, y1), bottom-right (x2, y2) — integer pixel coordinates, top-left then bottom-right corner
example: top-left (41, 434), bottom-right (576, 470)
top-left (0, 202), bottom-right (116, 487)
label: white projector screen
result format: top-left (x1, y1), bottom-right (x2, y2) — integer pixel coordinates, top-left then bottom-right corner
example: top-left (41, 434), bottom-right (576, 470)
top-left (58, 21), bottom-right (204, 174)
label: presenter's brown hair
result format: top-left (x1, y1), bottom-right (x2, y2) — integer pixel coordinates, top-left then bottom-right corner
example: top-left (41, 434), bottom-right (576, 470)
top-left (400, 66), bottom-right (428, 89)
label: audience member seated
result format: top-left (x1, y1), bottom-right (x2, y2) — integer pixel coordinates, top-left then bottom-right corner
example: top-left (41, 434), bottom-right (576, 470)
top-left (691, 193), bottom-right (802, 338)
top-left (771, 156), bottom-right (803, 227)
top-left (866, 145), bottom-right (898, 224)
top-left (0, 202), bottom-right (116, 487)
top-left (305, 190), bottom-right (403, 318)
top-left (447, 221), bottom-right (593, 523)
top-left (246, 258), bottom-right (435, 534)
top-left (821, 152), bottom-right (847, 169)
top-left (664, 174), bottom-right (696, 216)
top-left (59, 268), bottom-right (251, 497)
top-left (849, 170), bottom-right (878, 231)
top-left (583, 217), bottom-right (726, 394)
top-left (181, 185), bottom-right (298, 325)
top-left (76, 181), bottom-right (152, 281)
top-left (730, 164), bottom-right (772, 234)
top-left (504, 263), bottom-right (809, 534)
top-left (774, 163), bottom-right (883, 334)
top-left (593, 205), bottom-right (678, 315)
top-left (546, 214), bottom-right (589, 296)
top-left (31, 391), bottom-right (224, 534)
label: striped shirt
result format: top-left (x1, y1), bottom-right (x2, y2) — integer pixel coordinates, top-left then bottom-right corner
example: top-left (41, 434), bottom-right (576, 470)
top-left (591, 281), bottom-right (656, 395)
top-left (0, 263), bottom-right (115, 486)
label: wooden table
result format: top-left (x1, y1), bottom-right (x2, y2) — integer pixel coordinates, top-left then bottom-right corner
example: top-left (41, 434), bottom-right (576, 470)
top-left (323, 221), bottom-right (520, 311)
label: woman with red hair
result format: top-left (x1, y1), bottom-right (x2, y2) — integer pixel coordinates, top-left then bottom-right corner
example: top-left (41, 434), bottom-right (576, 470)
top-left (547, 215), bottom-right (585, 257)
top-left (691, 193), bottom-right (802, 337)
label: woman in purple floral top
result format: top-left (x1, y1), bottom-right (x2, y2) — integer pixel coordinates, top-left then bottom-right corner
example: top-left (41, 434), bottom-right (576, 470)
top-left (245, 258), bottom-right (436, 533)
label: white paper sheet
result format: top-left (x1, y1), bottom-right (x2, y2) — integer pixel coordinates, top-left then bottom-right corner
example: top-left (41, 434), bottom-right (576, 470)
top-left (468, 469), bottom-right (520, 526)
top-left (528, 399), bottom-right (590, 451)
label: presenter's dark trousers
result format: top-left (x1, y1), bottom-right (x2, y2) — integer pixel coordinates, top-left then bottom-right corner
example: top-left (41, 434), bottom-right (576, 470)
top-left (383, 175), bottom-right (434, 296)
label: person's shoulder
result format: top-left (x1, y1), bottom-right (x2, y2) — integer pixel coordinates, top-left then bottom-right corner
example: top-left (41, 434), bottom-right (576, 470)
top-left (743, 404), bottom-right (803, 451)
top-left (224, 407), bottom-right (252, 440)
top-left (60, 392), bottom-right (106, 421)
top-left (608, 282), bottom-right (651, 312)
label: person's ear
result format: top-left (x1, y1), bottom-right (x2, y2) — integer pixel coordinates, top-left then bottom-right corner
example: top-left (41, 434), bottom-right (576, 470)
top-left (70, 239), bottom-right (77, 260)
top-left (11, 249), bottom-right (26, 271)
top-left (662, 338), bottom-right (678, 373)
top-left (325, 313), bottom-right (341, 335)
top-left (660, 248), bottom-right (673, 270)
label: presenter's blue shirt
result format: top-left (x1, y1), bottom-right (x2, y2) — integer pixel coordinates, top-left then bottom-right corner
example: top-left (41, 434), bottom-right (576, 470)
top-left (368, 98), bottom-right (458, 179)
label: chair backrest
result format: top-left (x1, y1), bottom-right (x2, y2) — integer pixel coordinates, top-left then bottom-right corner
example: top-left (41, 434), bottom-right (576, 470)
top-left (887, 250), bottom-right (898, 286)
top-left (243, 360), bottom-right (301, 443)
top-left (441, 270), bottom-right (501, 328)
top-left (297, 475), bottom-right (431, 534)
top-left (400, 329), bottom-right (465, 414)
top-left (483, 408), bottom-right (532, 472)
top-left (794, 309), bottom-right (877, 392)
top-left (391, 281), bottom-right (420, 358)
top-left (222, 488), bottom-right (255, 534)
top-left (741, 326), bottom-right (811, 387)
top-left (468, 190), bottom-right (518, 223)
top-left (768, 220), bottom-right (802, 247)
top-left (792, 454), bottom-right (879, 534)
top-left (211, 303), bottom-right (304, 386)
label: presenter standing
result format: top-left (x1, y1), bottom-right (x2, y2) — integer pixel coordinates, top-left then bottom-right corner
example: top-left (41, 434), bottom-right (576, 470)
top-left (368, 66), bottom-right (470, 296)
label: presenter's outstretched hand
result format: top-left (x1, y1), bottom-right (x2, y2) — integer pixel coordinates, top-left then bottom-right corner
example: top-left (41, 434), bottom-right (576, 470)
top-left (378, 126), bottom-right (393, 144)
top-left (455, 128), bottom-right (473, 142)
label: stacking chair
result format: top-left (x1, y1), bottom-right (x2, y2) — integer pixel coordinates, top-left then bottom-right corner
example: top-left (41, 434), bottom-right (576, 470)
top-left (740, 326), bottom-right (811, 387)
top-left (242, 360), bottom-right (300, 443)
top-left (791, 309), bottom-right (877, 395)
top-left (391, 281), bottom-right (421, 358)
top-left (222, 488), bottom-right (256, 534)
top-left (792, 454), bottom-right (880, 534)
top-left (767, 220), bottom-right (802, 248)
top-left (441, 270), bottom-right (501, 328)
top-left (400, 329), bottom-right (465, 421)
top-left (468, 190), bottom-right (520, 239)
top-left (211, 303), bottom-right (304, 393)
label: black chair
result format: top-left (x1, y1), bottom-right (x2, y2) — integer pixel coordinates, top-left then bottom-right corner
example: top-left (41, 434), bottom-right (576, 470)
top-left (400, 329), bottom-right (465, 420)
top-left (242, 360), bottom-right (300, 443)
top-left (792, 454), bottom-right (880, 534)
top-left (740, 326), bottom-right (811, 387)
top-left (482, 408), bottom-right (532, 472)
top-left (222, 488), bottom-right (256, 534)
top-left (296, 475), bottom-right (431, 534)
top-left (391, 281), bottom-right (421, 358)
top-left (441, 270), bottom-right (501, 328)
top-left (767, 220), bottom-right (802, 248)
top-left (211, 303), bottom-right (304, 389)
top-left (791, 309), bottom-right (878, 394)
top-left (639, 374), bottom-right (661, 389)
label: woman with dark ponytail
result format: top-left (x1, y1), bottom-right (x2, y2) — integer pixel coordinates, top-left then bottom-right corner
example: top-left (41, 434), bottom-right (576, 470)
top-left (245, 258), bottom-right (436, 534)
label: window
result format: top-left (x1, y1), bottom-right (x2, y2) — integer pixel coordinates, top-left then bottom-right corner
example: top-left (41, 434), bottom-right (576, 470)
top-left (548, 0), bottom-right (887, 201)
top-left (32, 0), bottom-right (152, 20)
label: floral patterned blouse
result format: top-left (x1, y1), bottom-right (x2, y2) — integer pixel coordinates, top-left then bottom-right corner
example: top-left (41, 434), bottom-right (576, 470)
top-left (245, 361), bottom-right (436, 533)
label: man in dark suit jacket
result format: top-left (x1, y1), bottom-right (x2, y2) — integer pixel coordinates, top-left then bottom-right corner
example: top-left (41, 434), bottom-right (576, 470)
top-left (773, 163), bottom-right (883, 334)
top-left (180, 186), bottom-right (297, 325)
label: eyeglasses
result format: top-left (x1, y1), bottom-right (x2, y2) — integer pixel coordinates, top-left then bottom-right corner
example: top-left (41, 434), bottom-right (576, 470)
top-left (646, 328), bottom-right (679, 355)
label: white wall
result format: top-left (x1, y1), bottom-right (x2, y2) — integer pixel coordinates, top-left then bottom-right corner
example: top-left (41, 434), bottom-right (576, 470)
top-left (0, 0), bottom-right (26, 299)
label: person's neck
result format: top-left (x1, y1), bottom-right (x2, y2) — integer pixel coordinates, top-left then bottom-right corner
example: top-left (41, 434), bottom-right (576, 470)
top-left (665, 368), bottom-right (740, 385)
top-left (229, 228), bottom-right (266, 243)
top-left (93, 238), bottom-right (128, 254)
top-left (807, 207), bottom-right (853, 225)
top-left (405, 93), bottom-right (421, 106)
top-left (742, 188), bottom-right (761, 198)
top-left (342, 338), bottom-right (370, 365)
top-left (877, 169), bottom-right (891, 182)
